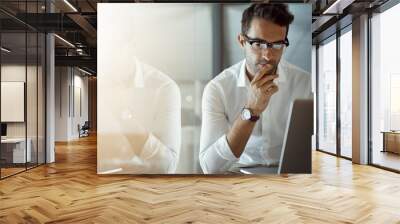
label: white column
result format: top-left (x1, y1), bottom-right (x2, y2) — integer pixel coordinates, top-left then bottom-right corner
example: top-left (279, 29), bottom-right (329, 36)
top-left (46, 32), bottom-right (55, 163)
top-left (45, 0), bottom-right (56, 163)
top-left (352, 14), bottom-right (369, 164)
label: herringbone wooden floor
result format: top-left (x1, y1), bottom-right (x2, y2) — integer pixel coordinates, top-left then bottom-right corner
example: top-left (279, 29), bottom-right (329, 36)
top-left (1, 135), bottom-right (400, 224)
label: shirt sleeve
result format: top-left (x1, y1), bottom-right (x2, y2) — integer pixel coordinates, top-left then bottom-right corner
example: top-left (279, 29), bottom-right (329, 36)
top-left (199, 82), bottom-right (239, 174)
top-left (136, 81), bottom-right (181, 174)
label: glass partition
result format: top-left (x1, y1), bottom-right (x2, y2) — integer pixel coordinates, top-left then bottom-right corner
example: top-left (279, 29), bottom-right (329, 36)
top-left (0, 1), bottom-right (46, 179)
top-left (1, 31), bottom-right (28, 178)
top-left (27, 31), bottom-right (38, 169)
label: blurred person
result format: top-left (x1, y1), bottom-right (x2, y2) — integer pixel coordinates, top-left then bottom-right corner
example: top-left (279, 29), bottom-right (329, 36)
top-left (98, 41), bottom-right (181, 174)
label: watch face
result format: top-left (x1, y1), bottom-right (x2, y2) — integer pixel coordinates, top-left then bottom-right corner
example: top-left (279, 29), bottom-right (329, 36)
top-left (241, 108), bottom-right (251, 120)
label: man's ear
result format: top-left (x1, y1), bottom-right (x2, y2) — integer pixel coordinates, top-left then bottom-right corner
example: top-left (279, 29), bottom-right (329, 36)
top-left (237, 34), bottom-right (245, 49)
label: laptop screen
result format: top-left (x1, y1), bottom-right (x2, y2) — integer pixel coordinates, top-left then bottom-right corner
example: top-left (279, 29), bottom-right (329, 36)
top-left (1, 123), bottom-right (7, 137)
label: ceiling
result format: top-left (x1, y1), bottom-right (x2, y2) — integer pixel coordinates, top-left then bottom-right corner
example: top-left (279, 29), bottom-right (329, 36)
top-left (0, 0), bottom-right (393, 75)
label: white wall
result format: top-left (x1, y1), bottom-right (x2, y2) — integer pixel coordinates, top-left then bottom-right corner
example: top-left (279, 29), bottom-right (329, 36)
top-left (1, 65), bottom-right (27, 142)
top-left (72, 73), bottom-right (89, 138)
top-left (1, 65), bottom-right (39, 138)
top-left (1, 64), bottom-right (46, 164)
top-left (55, 67), bottom-right (69, 141)
top-left (55, 67), bottom-right (89, 141)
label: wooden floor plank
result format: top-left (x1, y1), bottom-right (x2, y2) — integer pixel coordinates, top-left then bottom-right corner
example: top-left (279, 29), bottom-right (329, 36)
top-left (0, 134), bottom-right (400, 223)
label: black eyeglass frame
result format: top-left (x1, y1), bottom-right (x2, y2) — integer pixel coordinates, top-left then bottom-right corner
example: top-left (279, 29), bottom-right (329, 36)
top-left (242, 33), bottom-right (290, 50)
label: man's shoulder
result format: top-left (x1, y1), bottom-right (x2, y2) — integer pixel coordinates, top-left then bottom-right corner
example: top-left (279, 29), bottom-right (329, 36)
top-left (203, 60), bottom-right (243, 99)
top-left (209, 60), bottom-right (243, 86)
top-left (140, 62), bottom-right (179, 89)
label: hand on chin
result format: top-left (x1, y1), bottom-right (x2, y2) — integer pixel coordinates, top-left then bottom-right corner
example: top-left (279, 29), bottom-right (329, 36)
top-left (257, 63), bottom-right (275, 75)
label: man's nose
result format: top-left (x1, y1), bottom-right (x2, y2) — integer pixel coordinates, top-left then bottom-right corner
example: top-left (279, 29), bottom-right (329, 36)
top-left (261, 48), bottom-right (274, 61)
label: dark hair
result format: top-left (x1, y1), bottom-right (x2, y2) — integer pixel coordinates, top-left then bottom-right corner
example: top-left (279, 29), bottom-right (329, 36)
top-left (241, 3), bottom-right (294, 37)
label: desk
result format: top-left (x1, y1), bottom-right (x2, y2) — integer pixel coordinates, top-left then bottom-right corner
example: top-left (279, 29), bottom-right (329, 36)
top-left (1, 138), bottom-right (31, 163)
top-left (381, 131), bottom-right (400, 154)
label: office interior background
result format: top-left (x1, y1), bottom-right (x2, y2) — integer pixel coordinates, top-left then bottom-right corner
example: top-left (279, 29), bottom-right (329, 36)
top-left (313, 0), bottom-right (400, 172)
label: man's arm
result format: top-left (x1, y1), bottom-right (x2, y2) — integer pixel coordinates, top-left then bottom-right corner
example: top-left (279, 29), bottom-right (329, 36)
top-left (110, 82), bottom-right (181, 174)
top-left (199, 82), bottom-right (238, 174)
top-left (199, 71), bottom-right (279, 173)
top-left (225, 113), bottom-right (257, 158)
top-left (226, 70), bottom-right (279, 158)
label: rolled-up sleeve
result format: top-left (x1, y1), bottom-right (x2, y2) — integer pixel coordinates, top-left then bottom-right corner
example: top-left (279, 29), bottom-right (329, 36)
top-left (199, 82), bottom-right (238, 174)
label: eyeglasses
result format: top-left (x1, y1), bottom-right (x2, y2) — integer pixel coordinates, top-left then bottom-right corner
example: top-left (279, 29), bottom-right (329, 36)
top-left (242, 34), bottom-right (289, 51)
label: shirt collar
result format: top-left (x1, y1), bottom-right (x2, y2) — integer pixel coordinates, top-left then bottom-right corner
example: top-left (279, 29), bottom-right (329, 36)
top-left (133, 58), bottom-right (145, 88)
top-left (236, 59), bottom-right (287, 87)
top-left (237, 60), bottom-right (248, 87)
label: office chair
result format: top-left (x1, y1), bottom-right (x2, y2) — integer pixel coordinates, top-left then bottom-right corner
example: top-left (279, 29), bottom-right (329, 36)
top-left (79, 121), bottom-right (90, 138)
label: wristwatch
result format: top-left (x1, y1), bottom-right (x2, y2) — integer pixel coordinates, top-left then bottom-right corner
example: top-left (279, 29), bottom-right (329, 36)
top-left (241, 108), bottom-right (260, 122)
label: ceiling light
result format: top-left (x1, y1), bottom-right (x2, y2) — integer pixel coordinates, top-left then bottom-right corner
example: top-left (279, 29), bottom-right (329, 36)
top-left (63, 0), bottom-right (78, 12)
top-left (1, 47), bottom-right (11, 53)
top-left (54, 34), bottom-right (75, 48)
top-left (322, 0), bottom-right (354, 15)
top-left (78, 67), bottom-right (93, 76)
top-left (323, 0), bottom-right (342, 14)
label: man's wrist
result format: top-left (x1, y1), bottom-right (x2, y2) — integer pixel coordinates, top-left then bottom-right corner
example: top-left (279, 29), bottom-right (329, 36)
top-left (241, 107), bottom-right (261, 122)
top-left (250, 108), bottom-right (262, 117)
top-left (244, 104), bottom-right (262, 117)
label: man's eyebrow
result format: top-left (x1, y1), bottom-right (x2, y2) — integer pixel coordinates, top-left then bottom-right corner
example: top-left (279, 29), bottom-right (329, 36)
top-left (246, 36), bottom-right (266, 42)
top-left (247, 36), bottom-right (285, 43)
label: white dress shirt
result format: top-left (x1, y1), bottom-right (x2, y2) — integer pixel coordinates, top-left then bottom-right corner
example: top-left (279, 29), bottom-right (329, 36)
top-left (199, 59), bottom-right (312, 174)
top-left (98, 59), bottom-right (181, 174)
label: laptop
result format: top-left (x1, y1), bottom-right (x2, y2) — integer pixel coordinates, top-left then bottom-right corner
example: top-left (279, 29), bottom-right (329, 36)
top-left (1, 123), bottom-right (7, 140)
top-left (239, 99), bottom-right (313, 174)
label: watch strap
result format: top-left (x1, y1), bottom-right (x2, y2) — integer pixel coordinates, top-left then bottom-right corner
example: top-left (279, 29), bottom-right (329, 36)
top-left (249, 114), bottom-right (260, 121)
top-left (243, 107), bottom-right (260, 122)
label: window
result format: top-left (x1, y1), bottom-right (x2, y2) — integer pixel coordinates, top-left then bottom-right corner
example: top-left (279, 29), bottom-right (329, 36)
top-left (339, 28), bottom-right (352, 158)
top-left (371, 2), bottom-right (400, 171)
top-left (317, 36), bottom-right (337, 154)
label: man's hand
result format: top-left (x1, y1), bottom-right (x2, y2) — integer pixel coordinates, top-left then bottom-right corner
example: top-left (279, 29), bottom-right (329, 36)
top-left (246, 66), bottom-right (279, 116)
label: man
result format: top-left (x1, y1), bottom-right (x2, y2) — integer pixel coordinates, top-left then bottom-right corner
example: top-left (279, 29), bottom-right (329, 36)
top-left (199, 3), bottom-right (311, 174)
top-left (98, 41), bottom-right (181, 174)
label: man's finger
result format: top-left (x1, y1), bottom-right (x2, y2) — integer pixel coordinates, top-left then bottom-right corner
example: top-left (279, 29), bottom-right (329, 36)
top-left (255, 74), bottom-right (279, 88)
top-left (266, 85), bottom-right (279, 96)
top-left (253, 63), bottom-right (278, 83)
top-left (260, 82), bottom-right (277, 93)
top-left (251, 65), bottom-right (270, 84)
top-left (253, 74), bottom-right (278, 88)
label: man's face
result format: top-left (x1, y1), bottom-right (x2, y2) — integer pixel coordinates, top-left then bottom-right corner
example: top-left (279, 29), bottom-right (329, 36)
top-left (238, 17), bottom-right (287, 77)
